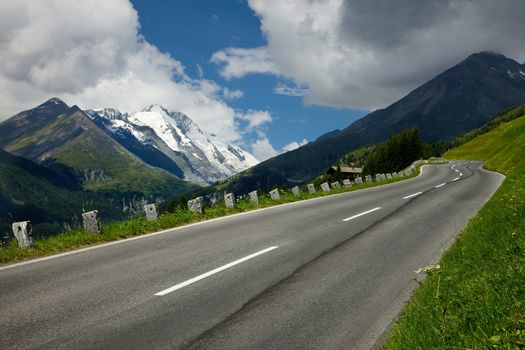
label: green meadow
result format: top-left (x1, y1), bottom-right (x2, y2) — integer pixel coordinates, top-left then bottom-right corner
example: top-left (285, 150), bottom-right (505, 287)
top-left (383, 113), bottom-right (525, 349)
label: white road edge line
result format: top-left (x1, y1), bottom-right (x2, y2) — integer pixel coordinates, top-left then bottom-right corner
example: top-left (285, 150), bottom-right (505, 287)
top-left (403, 191), bottom-right (422, 199)
top-left (435, 183), bottom-right (446, 188)
top-left (342, 207), bottom-right (381, 222)
top-left (155, 246), bottom-right (278, 296)
top-left (452, 177), bottom-right (460, 181)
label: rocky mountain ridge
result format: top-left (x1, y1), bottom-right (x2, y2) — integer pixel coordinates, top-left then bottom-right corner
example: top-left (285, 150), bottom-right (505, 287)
top-left (87, 105), bottom-right (259, 185)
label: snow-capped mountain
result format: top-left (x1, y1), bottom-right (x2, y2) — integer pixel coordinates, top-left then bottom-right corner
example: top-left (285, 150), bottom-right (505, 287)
top-left (86, 105), bottom-right (259, 185)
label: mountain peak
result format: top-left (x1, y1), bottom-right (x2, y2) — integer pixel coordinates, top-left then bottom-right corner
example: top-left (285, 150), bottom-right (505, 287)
top-left (142, 104), bottom-right (168, 114)
top-left (93, 107), bottom-right (123, 120)
top-left (469, 51), bottom-right (505, 59)
top-left (461, 51), bottom-right (521, 68)
top-left (38, 97), bottom-right (69, 109)
top-left (91, 104), bottom-right (258, 184)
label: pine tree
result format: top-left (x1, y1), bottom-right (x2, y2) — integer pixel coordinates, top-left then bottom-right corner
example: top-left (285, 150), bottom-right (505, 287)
top-left (363, 128), bottom-right (423, 174)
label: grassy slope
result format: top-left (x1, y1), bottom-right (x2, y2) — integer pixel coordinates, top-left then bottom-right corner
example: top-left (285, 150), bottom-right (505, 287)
top-left (335, 144), bottom-right (376, 167)
top-left (0, 149), bottom-right (124, 238)
top-left (53, 128), bottom-right (194, 196)
top-left (48, 111), bottom-right (196, 196)
top-left (383, 114), bottom-right (525, 348)
top-left (4, 108), bottom-right (196, 198)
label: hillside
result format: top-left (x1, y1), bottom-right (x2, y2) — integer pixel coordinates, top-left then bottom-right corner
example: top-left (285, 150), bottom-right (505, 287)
top-left (0, 99), bottom-right (196, 198)
top-left (218, 52), bottom-right (525, 194)
top-left (0, 149), bottom-right (123, 239)
top-left (383, 107), bottom-right (525, 348)
top-left (445, 113), bottom-right (525, 171)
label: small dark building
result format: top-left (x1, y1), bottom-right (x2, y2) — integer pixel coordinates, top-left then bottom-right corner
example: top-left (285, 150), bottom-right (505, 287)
top-left (326, 166), bottom-right (363, 180)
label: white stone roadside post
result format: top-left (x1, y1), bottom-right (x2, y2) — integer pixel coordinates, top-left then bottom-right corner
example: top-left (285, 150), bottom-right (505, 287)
top-left (249, 190), bottom-right (259, 205)
top-left (12, 221), bottom-right (33, 248)
top-left (269, 188), bottom-right (280, 200)
top-left (188, 197), bottom-right (204, 214)
top-left (331, 181), bottom-right (341, 189)
top-left (307, 183), bottom-right (316, 194)
top-left (82, 210), bottom-right (102, 233)
top-left (144, 203), bottom-right (158, 221)
top-left (224, 193), bottom-right (235, 209)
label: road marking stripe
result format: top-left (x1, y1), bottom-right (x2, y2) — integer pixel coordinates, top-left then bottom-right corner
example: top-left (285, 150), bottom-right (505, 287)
top-left (342, 207), bottom-right (381, 222)
top-left (452, 177), bottom-right (460, 181)
top-left (403, 191), bottom-right (422, 199)
top-left (435, 183), bottom-right (446, 188)
top-left (155, 246), bottom-right (278, 296)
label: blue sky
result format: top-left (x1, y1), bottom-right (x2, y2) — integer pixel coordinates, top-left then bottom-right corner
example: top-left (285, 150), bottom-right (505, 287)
top-left (129, 0), bottom-right (365, 155)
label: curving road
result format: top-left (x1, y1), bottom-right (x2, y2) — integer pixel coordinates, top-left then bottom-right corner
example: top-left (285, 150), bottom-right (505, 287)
top-left (0, 161), bottom-right (503, 349)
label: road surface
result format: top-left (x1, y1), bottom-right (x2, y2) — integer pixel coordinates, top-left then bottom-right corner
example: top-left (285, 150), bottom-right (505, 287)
top-left (0, 161), bottom-right (503, 349)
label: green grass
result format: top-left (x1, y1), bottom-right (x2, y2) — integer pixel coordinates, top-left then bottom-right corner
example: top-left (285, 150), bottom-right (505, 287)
top-left (53, 128), bottom-right (195, 196)
top-left (0, 165), bottom-right (422, 265)
top-left (382, 113), bottom-right (525, 349)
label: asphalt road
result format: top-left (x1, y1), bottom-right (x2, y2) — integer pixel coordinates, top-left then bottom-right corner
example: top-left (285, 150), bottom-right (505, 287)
top-left (0, 161), bottom-right (503, 349)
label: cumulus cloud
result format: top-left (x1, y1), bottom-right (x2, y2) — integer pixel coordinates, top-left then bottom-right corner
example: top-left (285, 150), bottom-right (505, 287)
top-left (0, 0), bottom-right (267, 145)
top-left (238, 110), bottom-right (272, 132)
top-left (274, 83), bottom-right (309, 97)
top-left (223, 87), bottom-right (244, 100)
top-left (214, 0), bottom-right (525, 110)
top-left (250, 137), bottom-right (279, 161)
top-left (251, 136), bottom-right (309, 161)
top-left (195, 64), bottom-right (204, 78)
top-left (211, 47), bottom-right (279, 80)
top-left (282, 139), bottom-right (308, 152)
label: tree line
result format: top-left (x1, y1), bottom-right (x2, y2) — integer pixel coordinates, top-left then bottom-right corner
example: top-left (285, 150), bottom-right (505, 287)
top-left (363, 128), bottom-right (424, 175)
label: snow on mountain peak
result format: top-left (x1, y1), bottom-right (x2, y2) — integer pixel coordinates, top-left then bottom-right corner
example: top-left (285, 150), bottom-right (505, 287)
top-left (89, 105), bottom-right (259, 185)
top-left (95, 107), bottom-right (122, 120)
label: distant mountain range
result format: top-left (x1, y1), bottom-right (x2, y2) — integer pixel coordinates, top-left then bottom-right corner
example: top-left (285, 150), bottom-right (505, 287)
top-left (215, 52), bottom-right (525, 194)
top-left (0, 98), bottom-right (258, 235)
top-left (87, 105), bottom-right (258, 185)
top-left (0, 99), bottom-right (192, 198)
top-left (0, 99), bottom-right (258, 188)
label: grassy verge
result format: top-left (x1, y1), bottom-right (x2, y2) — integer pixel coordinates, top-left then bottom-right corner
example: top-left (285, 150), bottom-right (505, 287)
top-left (382, 115), bottom-right (525, 349)
top-left (0, 166), bottom-right (424, 265)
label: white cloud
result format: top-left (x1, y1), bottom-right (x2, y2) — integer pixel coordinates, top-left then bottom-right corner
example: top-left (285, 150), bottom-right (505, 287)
top-left (0, 0), bottom-right (266, 145)
top-left (211, 47), bottom-right (279, 80)
top-left (238, 110), bottom-right (272, 132)
top-left (196, 64), bottom-right (204, 78)
top-left (223, 87), bottom-right (243, 100)
top-left (282, 139), bottom-right (308, 152)
top-left (251, 136), bottom-right (309, 161)
top-left (213, 0), bottom-right (525, 110)
top-left (250, 137), bottom-right (279, 161)
top-left (274, 83), bottom-right (309, 97)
